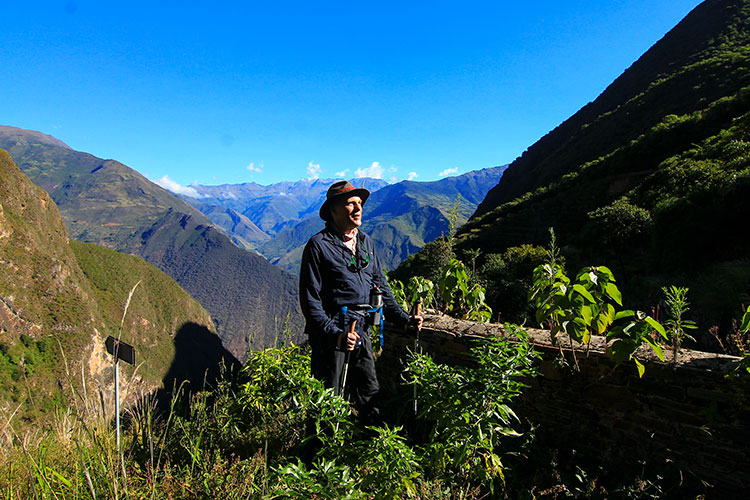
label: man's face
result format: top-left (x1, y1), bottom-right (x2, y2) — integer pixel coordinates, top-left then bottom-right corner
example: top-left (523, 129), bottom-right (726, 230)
top-left (330, 195), bottom-right (363, 231)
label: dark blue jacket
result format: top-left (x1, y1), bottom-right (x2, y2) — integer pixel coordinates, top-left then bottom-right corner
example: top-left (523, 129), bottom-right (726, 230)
top-left (299, 223), bottom-right (409, 340)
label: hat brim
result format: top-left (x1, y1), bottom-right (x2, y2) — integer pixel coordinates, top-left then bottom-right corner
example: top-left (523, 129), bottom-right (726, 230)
top-left (319, 187), bottom-right (370, 221)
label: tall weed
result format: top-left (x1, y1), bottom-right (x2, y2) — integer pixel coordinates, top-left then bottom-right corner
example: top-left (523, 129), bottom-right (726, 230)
top-left (406, 326), bottom-right (539, 494)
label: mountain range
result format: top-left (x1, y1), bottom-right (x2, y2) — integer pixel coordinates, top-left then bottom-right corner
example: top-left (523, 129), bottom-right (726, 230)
top-left (0, 124), bottom-right (503, 359)
top-left (179, 177), bottom-right (388, 241)
top-left (0, 126), bottom-right (304, 360)
top-left (179, 167), bottom-right (506, 273)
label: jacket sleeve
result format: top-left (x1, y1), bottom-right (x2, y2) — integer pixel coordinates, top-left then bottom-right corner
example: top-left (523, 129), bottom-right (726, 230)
top-left (299, 239), bottom-right (342, 339)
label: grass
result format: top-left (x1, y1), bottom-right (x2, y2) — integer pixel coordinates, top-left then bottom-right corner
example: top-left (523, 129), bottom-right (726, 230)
top-left (0, 335), bottom-right (528, 499)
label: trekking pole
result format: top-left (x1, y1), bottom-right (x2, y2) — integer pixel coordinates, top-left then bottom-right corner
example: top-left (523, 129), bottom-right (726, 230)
top-left (336, 306), bottom-right (347, 396)
top-left (339, 319), bottom-right (357, 399)
top-left (412, 299), bottom-right (422, 417)
top-left (370, 285), bottom-right (385, 352)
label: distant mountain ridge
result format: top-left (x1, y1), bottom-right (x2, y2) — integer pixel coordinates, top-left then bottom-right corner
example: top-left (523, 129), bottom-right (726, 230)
top-left (0, 126), bottom-right (304, 360)
top-left (0, 125), bottom-right (215, 250)
top-left (186, 202), bottom-right (271, 250)
top-left (178, 177), bottom-right (389, 245)
top-left (0, 127), bottom-right (71, 149)
top-left (180, 167), bottom-right (506, 273)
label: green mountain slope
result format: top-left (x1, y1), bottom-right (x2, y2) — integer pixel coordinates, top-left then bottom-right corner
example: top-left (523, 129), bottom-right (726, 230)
top-left (476, 0), bottom-right (750, 212)
top-left (453, 0), bottom-right (750, 337)
top-left (0, 125), bottom-right (212, 250)
top-left (70, 240), bottom-right (220, 388)
top-left (0, 149), bottom-right (221, 427)
top-left (0, 149), bottom-right (100, 425)
top-left (0, 126), bottom-right (304, 359)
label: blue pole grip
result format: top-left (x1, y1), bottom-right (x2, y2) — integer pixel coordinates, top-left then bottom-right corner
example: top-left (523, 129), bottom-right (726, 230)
top-left (340, 306), bottom-right (348, 332)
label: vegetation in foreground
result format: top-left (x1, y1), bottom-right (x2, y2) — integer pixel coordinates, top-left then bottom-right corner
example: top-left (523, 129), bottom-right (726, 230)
top-left (1, 319), bottom-right (717, 499)
top-left (0, 331), bottom-right (533, 499)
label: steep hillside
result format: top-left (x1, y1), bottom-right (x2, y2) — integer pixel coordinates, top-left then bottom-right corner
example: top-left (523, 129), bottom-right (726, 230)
top-left (451, 0), bottom-right (750, 336)
top-left (70, 240), bottom-right (226, 392)
top-left (0, 150), bottom-right (222, 428)
top-left (0, 126), bottom-right (304, 359)
top-left (0, 148), bottom-right (100, 425)
top-left (476, 0), bottom-right (750, 212)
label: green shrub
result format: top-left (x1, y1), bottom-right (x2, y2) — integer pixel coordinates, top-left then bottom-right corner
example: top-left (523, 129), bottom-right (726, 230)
top-left (270, 459), bottom-right (365, 499)
top-left (586, 198), bottom-right (653, 250)
top-left (407, 328), bottom-right (539, 493)
top-left (531, 258), bottom-right (667, 377)
top-left (345, 425), bottom-right (421, 499)
top-left (735, 306), bottom-right (750, 375)
top-left (438, 259), bottom-right (492, 322)
top-left (236, 346), bottom-right (351, 459)
top-left (662, 286), bottom-right (698, 361)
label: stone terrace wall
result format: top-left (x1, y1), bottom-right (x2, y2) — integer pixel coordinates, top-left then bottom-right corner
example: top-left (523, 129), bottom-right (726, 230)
top-left (378, 314), bottom-right (750, 496)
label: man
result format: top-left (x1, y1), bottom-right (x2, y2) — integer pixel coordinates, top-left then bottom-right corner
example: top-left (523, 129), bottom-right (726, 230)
top-left (300, 180), bottom-right (421, 421)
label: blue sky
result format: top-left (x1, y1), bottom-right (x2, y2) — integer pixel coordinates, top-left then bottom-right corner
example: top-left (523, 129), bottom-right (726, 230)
top-left (3, 1), bottom-right (702, 190)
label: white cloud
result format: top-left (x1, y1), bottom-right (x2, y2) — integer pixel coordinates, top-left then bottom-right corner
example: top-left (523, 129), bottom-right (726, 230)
top-left (307, 161), bottom-right (322, 180)
top-left (438, 167), bottom-right (459, 177)
top-left (407, 171), bottom-right (418, 181)
top-left (335, 169), bottom-right (349, 177)
top-left (153, 175), bottom-right (204, 198)
top-left (247, 162), bottom-right (263, 173)
top-left (354, 161), bottom-right (385, 179)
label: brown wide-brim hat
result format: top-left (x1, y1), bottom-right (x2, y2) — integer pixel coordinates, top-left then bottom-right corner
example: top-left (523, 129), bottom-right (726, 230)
top-left (319, 180), bottom-right (370, 221)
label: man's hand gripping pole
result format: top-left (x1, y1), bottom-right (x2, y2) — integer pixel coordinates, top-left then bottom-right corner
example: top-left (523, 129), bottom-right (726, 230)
top-left (338, 306), bottom-right (358, 398)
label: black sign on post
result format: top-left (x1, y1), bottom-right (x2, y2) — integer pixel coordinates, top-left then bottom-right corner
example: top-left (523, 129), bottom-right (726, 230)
top-left (105, 336), bottom-right (136, 365)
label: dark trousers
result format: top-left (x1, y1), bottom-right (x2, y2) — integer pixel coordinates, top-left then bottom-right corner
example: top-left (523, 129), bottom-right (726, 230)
top-left (310, 330), bottom-right (380, 418)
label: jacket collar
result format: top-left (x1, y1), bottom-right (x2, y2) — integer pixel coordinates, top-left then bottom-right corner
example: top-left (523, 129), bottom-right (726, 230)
top-left (324, 223), bottom-right (366, 246)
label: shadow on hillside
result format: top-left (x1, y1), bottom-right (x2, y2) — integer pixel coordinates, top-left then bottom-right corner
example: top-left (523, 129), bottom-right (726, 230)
top-left (156, 322), bottom-right (241, 412)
